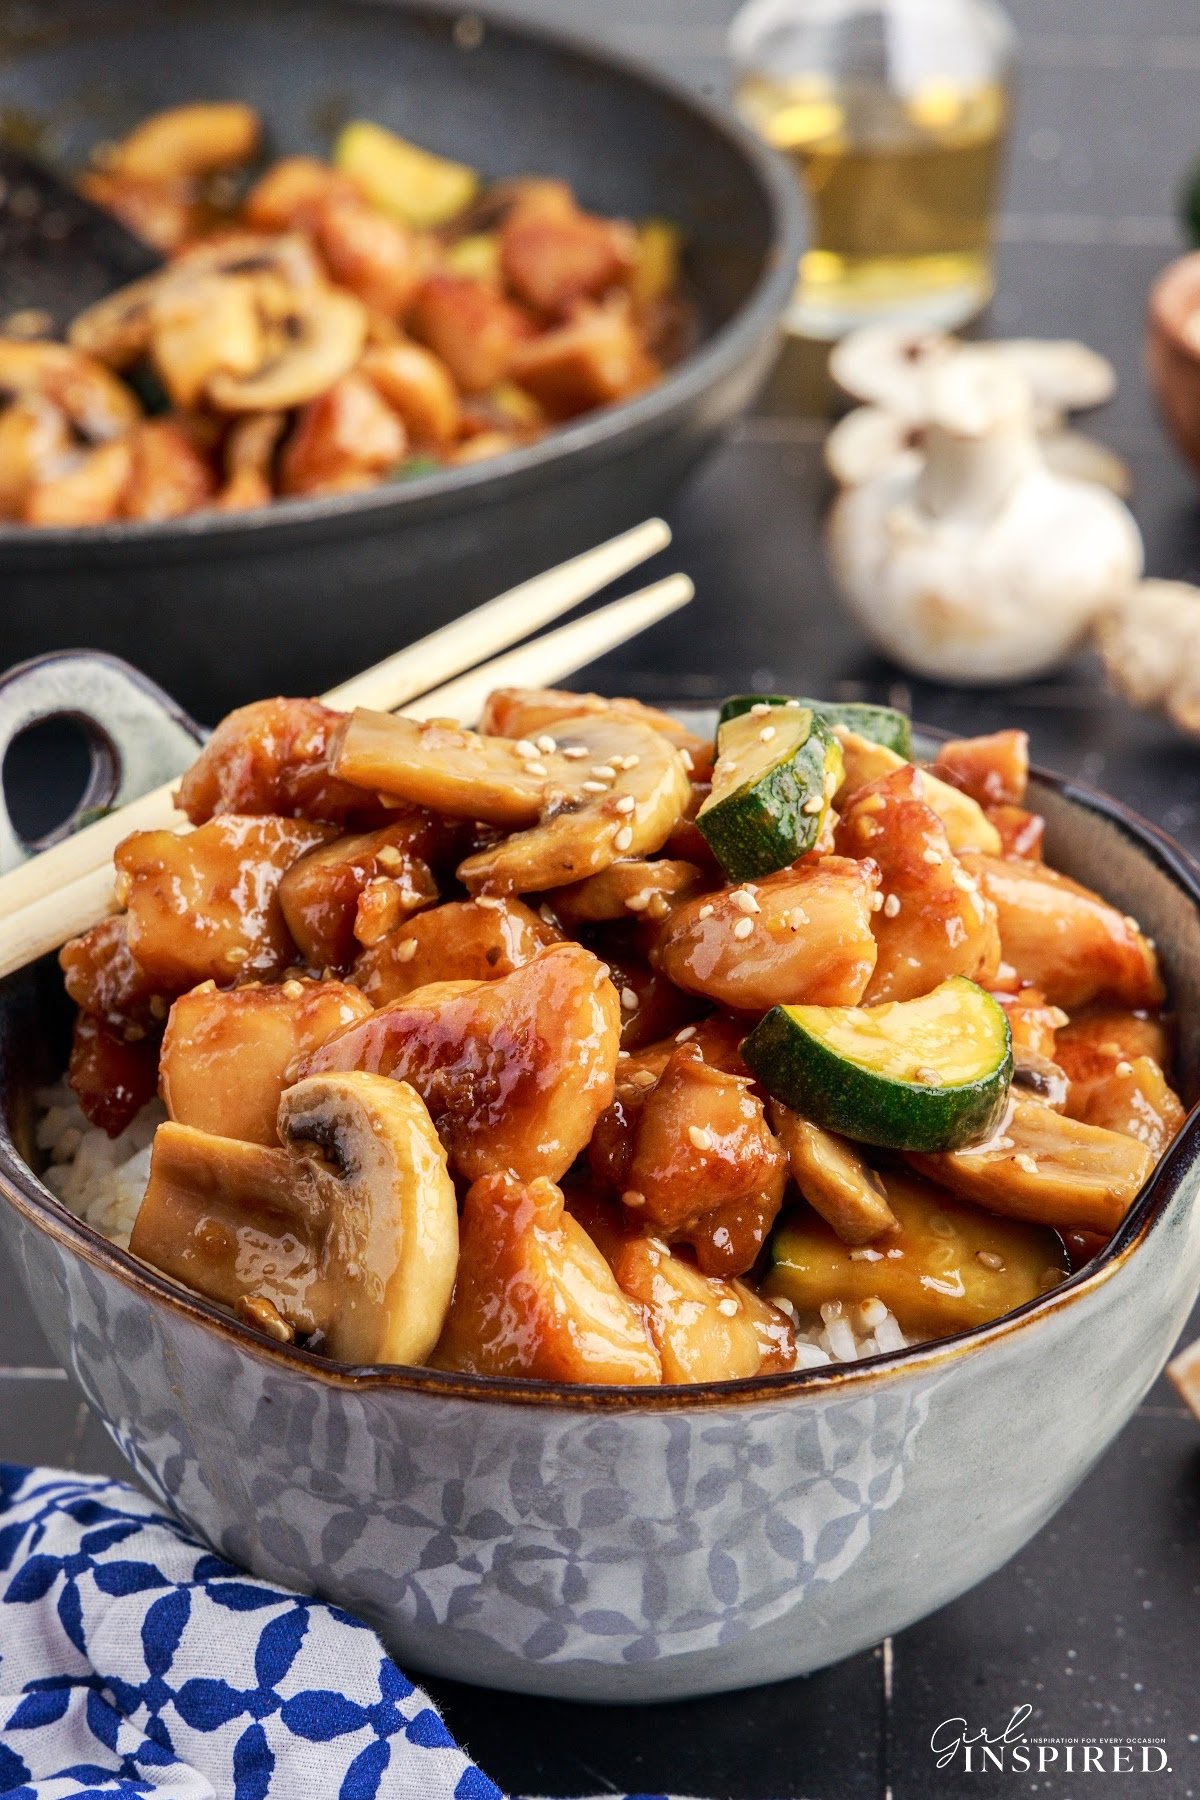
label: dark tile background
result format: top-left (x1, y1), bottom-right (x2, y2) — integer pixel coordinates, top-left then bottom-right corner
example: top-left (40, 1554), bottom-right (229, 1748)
top-left (3, 1), bottom-right (1200, 1794)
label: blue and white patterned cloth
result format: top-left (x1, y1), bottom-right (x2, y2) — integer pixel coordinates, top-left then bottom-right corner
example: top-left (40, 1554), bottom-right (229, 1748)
top-left (0, 1466), bottom-right (682, 1800)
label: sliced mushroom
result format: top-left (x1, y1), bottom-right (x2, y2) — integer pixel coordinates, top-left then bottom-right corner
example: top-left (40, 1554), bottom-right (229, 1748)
top-left (0, 339), bottom-right (141, 441)
top-left (130, 1070), bottom-right (459, 1366)
top-left (546, 857), bottom-right (704, 927)
top-left (769, 1104), bottom-right (898, 1246)
top-left (104, 102), bottom-right (261, 183)
top-left (207, 285), bottom-right (368, 412)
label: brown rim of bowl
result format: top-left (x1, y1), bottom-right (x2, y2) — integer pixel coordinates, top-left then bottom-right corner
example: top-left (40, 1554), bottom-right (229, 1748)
top-left (2, 749), bottom-right (1199, 1411)
top-left (0, 0), bottom-right (804, 558)
top-left (1148, 252), bottom-right (1200, 356)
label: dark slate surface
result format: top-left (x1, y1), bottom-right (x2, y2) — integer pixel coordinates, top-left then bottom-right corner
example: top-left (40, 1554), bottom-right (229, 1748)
top-left (3, 2), bottom-right (1200, 1794)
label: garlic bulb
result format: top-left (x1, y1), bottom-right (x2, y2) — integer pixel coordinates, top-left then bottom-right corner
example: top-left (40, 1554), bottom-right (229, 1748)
top-left (826, 351), bottom-right (1144, 684)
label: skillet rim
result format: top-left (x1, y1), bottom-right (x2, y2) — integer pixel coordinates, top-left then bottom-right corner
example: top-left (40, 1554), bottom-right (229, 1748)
top-left (0, 0), bottom-right (804, 561)
top-left (2, 739), bottom-right (1198, 1410)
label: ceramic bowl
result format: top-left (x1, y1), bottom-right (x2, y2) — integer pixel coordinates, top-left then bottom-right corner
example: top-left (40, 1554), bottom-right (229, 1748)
top-left (0, 653), bottom-right (1198, 1702)
top-left (1147, 251), bottom-right (1200, 473)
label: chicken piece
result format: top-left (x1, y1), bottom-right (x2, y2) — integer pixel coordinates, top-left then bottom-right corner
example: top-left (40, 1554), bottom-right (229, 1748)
top-left (478, 685), bottom-right (711, 759)
top-left (509, 300), bottom-right (658, 421)
top-left (409, 273), bottom-right (531, 392)
top-left (160, 977), bottom-right (373, 1144)
top-left (352, 896), bottom-right (559, 1005)
top-left (120, 420), bottom-right (215, 521)
top-left (608, 1235), bottom-right (795, 1382)
top-left (589, 1043), bottom-right (788, 1277)
top-left (769, 1105), bottom-right (898, 1246)
top-left (105, 102), bottom-right (261, 183)
top-left (500, 189), bottom-right (636, 316)
top-left (115, 815), bottom-right (334, 989)
top-left (0, 394), bottom-right (72, 518)
top-left (996, 987), bottom-right (1068, 1061)
top-left (1055, 1011), bottom-right (1184, 1156)
top-left (834, 729), bottom-right (1001, 854)
top-left (616, 1009), bottom-right (751, 1092)
top-left (431, 1172), bottom-right (660, 1384)
top-left (910, 1097), bottom-right (1155, 1235)
top-left (931, 730), bottom-right (1029, 807)
top-left (177, 697), bottom-right (393, 826)
top-left (961, 855), bottom-right (1165, 1011)
top-left (300, 941), bottom-right (620, 1184)
top-left (60, 914), bottom-right (166, 1033)
top-left (656, 857), bottom-right (879, 1012)
top-left (546, 857), bottom-right (704, 928)
top-left (985, 804), bottom-right (1045, 861)
top-left (68, 1011), bottom-right (160, 1138)
top-left (361, 341), bottom-right (461, 448)
top-left (278, 823), bottom-right (440, 970)
top-left (278, 373), bottom-right (408, 498)
top-left (23, 439), bottom-right (132, 527)
top-left (309, 192), bottom-right (427, 318)
top-left (242, 155), bottom-right (358, 230)
top-left (835, 766), bottom-right (1000, 1003)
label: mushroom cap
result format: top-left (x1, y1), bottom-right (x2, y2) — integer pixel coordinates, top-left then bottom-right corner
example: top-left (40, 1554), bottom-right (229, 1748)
top-left (829, 324), bottom-right (958, 415)
top-left (208, 285), bottom-right (368, 412)
top-left (278, 1070), bottom-right (458, 1366)
top-left (824, 405), bottom-right (923, 487)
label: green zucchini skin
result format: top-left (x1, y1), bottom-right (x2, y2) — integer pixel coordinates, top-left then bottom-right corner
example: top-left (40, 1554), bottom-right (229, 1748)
top-left (697, 711), bottom-right (839, 881)
top-left (741, 992), bottom-right (1014, 1153)
top-left (718, 694), bottom-right (912, 758)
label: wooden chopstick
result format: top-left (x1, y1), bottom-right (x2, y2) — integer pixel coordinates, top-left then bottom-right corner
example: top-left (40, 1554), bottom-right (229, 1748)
top-left (0, 568), bottom-right (694, 978)
top-left (0, 518), bottom-right (671, 917)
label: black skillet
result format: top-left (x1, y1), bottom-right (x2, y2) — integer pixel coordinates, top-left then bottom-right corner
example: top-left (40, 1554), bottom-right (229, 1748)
top-left (0, 0), bottom-right (802, 720)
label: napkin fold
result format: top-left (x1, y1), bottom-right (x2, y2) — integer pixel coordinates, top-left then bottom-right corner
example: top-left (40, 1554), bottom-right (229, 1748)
top-left (0, 1465), bottom-right (683, 1800)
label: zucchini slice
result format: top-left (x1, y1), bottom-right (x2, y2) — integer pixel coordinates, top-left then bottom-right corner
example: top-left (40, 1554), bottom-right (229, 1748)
top-left (696, 707), bottom-right (842, 880)
top-left (718, 694), bottom-right (912, 758)
top-left (741, 976), bottom-right (1013, 1152)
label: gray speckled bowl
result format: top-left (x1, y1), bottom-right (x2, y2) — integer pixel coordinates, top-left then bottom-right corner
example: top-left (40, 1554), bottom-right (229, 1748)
top-left (0, 655), bottom-right (1198, 1701)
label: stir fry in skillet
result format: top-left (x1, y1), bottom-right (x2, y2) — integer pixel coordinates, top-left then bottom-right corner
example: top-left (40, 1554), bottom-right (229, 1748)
top-left (0, 104), bottom-right (690, 526)
top-left (45, 688), bottom-right (1185, 1383)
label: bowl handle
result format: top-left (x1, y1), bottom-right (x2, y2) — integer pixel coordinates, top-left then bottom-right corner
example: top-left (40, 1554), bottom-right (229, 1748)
top-left (0, 651), bottom-right (204, 873)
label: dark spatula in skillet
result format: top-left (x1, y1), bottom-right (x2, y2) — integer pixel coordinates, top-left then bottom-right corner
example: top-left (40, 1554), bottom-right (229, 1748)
top-left (0, 147), bottom-right (161, 333)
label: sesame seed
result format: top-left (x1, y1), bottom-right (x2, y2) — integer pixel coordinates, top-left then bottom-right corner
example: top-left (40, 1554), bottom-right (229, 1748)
top-left (281, 979), bottom-right (305, 1000)
top-left (786, 907), bottom-right (809, 930)
top-left (473, 894), bottom-right (504, 910)
top-left (717, 1296), bottom-right (740, 1317)
top-left (1014, 1152), bottom-right (1038, 1174)
top-left (882, 893), bottom-right (901, 918)
top-left (622, 1189), bottom-right (645, 1208)
top-left (226, 947), bottom-right (249, 966)
top-left (524, 759), bottom-right (548, 777)
top-left (680, 748), bottom-right (694, 772)
top-left (617, 1048), bottom-right (630, 1059)
top-left (870, 891), bottom-right (885, 912)
top-left (698, 903), bottom-right (715, 920)
top-left (395, 938), bottom-right (418, 962)
top-left (1124, 915), bottom-right (1141, 933)
top-left (688, 1124), bottom-right (714, 1151)
top-left (625, 890), bottom-right (653, 913)
top-left (914, 1066), bottom-right (942, 1084)
top-left (759, 725), bottom-right (777, 743)
top-left (621, 753), bottom-right (640, 769)
top-left (539, 904), bottom-right (557, 925)
top-left (849, 1248), bottom-right (883, 1263)
top-left (951, 868), bottom-right (976, 893)
top-left (750, 702), bottom-right (773, 715)
top-left (886, 1247), bottom-right (904, 1259)
top-left (376, 844), bottom-right (404, 872)
top-left (732, 916), bottom-right (754, 940)
top-left (729, 888), bottom-right (760, 915)
top-left (615, 794), bottom-right (636, 815)
top-left (922, 847), bottom-right (944, 865)
top-left (582, 780), bottom-right (608, 794)
top-left (802, 795), bottom-right (824, 814)
top-left (1115, 1059), bottom-right (1133, 1077)
top-left (977, 1250), bottom-right (1006, 1271)
top-left (561, 744), bottom-right (587, 760)
top-left (631, 1068), bottom-right (657, 1089)
top-left (857, 1298), bottom-right (888, 1329)
top-left (620, 986), bottom-right (639, 1012)
top-left (514, 738), bottom-right (537, 758)
top-left (535, 735), bottom-right (557, 755)
top-left (675, 1025), bottom-right (698, 1042)
top-left (591, 764), bottom-right (617, 780)
top-left (614, 826), bottom-right (634, 851)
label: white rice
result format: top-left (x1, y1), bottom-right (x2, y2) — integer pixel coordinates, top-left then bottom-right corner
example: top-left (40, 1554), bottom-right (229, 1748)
top-left (35, 1082), bottom-right (163, 1250)
top-left (33, 1086), bottom-right (910, 1369)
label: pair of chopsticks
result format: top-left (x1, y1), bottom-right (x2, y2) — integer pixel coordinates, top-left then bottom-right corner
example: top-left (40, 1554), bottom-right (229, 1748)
top-left (0, 518), bottom-right (692, 979)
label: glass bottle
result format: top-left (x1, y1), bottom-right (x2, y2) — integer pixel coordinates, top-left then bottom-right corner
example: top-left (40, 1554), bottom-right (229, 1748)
top-left (730, 0), bottom-right (1016, 339)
